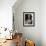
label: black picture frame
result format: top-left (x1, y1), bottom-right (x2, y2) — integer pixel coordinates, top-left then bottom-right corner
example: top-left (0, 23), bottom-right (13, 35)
top-left (23, 12), bottom-right (35, 27)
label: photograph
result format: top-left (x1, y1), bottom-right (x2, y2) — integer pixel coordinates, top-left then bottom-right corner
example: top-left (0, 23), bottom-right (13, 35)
top-left (23, 12), bottom-right (35, 27)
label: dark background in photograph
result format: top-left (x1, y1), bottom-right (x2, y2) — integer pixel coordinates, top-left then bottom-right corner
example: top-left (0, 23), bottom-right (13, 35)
top-left (25, 14), bottom-right (32, 24)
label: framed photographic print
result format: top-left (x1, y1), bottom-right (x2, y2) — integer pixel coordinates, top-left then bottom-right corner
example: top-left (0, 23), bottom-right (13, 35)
top-left (23, 12), bottom-right (35, 27)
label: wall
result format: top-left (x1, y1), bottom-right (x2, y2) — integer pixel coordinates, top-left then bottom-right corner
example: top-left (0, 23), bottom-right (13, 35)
top-left (0, 0), bottom-right (16, 30)
top-left (13, 0), bottom-right (46, 46)
top-left (41, 0), bottom-right (46, 46)
top-left (13, 0), bottom-right (41, 46)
